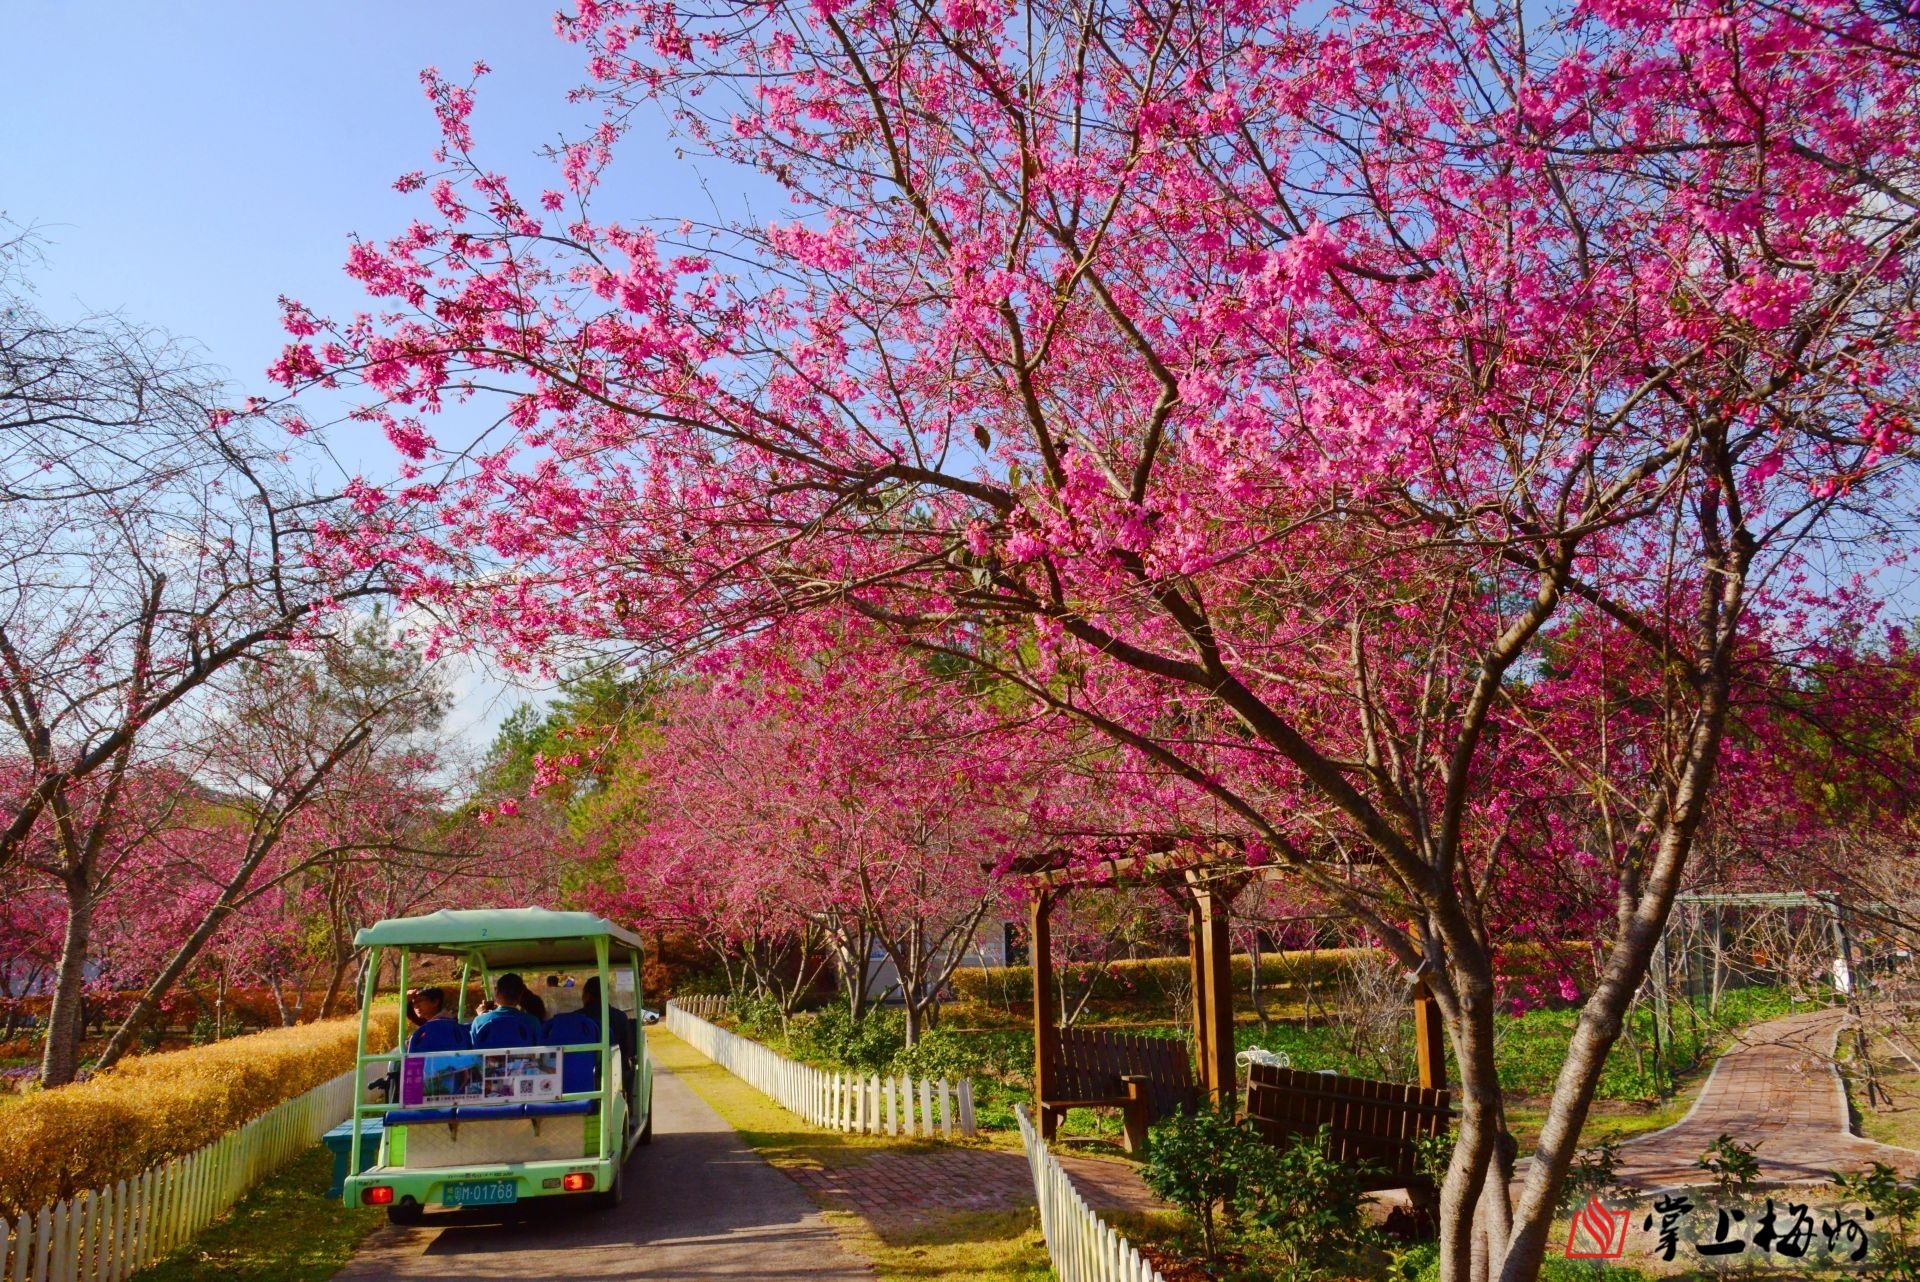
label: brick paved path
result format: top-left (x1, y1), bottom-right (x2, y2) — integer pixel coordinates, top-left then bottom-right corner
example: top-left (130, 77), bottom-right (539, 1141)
top-left (1613, 1007), bottom-right (1920, 1191)
top-left (783, 1146), bottom-right (1159, 1227)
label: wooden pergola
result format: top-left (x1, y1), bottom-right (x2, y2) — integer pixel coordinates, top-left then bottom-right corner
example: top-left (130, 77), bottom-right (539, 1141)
top-left (1012, 842), bottom-right (1447, 1119)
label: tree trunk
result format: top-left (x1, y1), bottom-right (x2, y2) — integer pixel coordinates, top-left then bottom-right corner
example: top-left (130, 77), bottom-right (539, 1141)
top-left (903, 992), bottom-right (924, 1046)
top-left (1437, 960), bottom-right (1505, 1282)
top-left (38, 881), bottom-right (94, 1088)
top-left (319, 955), bottom-right (352, 1019)
top-left (1496, 624), bottom-right (1742, 1280)
top-left (1247, 935), bottom-right (1272, 1034)
top-left (95, 896), bottom-right (243, 1070)
top-left (834, 926), bottom-right (872, 1022)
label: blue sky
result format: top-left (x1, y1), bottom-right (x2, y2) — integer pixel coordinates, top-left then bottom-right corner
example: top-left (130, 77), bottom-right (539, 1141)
top-left (1, 2), bottom-right (748, 753)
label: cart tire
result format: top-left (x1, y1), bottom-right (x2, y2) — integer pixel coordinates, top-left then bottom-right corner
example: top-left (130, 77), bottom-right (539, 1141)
top-left (594, 1162), bottom-right (625, 1210)
top-left (387, 1201), bottom-right (425, 1226)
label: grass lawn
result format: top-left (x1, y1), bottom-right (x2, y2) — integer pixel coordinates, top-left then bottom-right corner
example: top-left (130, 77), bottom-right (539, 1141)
top-left (701, 984), bottom-right (1818, 1161)
top-left (1856, 1064), bottom-right (1920, 1150)
top-left (647, 1028), bottom-right (1051, 1280)
top-left (1837, 1029), bottom-right (1920, 1152)
top-left (1506, 1067), bottom-right (1707, 1153)
top-left (132, 1145), bottom-right (382, 1282)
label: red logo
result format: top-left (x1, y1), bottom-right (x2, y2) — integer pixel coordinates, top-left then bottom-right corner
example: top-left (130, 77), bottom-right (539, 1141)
top-left (1566, 1196), bottom-right (1631, 1258)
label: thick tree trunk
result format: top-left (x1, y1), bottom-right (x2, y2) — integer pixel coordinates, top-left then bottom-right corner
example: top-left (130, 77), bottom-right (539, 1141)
top-left (1437, 961), bottom-right (1505, 1282)
top-left (38, 882), bottom-right (93, 1088)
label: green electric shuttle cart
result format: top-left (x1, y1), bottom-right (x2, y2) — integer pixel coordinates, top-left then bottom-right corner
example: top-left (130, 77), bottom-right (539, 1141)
top-left (340, 908), bottom-right (652, 1222)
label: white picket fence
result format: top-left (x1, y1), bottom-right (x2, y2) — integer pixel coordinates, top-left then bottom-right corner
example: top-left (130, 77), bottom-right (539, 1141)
top-left (1016, 1103), bottom-right (1165, 1282)
top-left (1, 1069), bottom-right (354, 1282)
top-left (663, 998), bottom-right (975, 1138)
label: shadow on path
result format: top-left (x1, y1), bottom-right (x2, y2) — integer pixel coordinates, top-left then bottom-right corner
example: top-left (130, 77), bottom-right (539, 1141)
top-left (332, 1064), bottom-right (872, 1281)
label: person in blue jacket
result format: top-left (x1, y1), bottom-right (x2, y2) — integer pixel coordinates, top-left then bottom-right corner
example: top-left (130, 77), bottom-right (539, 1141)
top-left (542, 1000), bottom-right (602, 1094)
top-left (581, 976), bottom-right (636, 1102)
top-left (405, 985), bottom-right (471, 1054)
top-left (469, 973), bottom-right (544, 1049)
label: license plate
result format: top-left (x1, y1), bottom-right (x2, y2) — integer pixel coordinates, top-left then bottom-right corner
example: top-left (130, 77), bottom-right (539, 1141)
top-left (443, 1179), bottom-right (518, 1207)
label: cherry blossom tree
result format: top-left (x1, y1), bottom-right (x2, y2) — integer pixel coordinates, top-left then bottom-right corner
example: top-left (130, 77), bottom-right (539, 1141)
top-left (612, 634), bottom-right (1024, 1042)
top-left (0, 242), bottom-right (388, 1085)
top-left (90, 611), bottom-right (454, 1071)
top-left (285, 3), bottom-right (1920, 1277)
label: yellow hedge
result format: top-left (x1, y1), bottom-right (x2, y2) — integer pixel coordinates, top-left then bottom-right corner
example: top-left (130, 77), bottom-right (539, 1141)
top-left (950, 941), bottom-right (1583, 1005)
top-left (1, 1011), bottom-right (396, 1218)
top-left (950, 947), bottom-right (1374, 1003)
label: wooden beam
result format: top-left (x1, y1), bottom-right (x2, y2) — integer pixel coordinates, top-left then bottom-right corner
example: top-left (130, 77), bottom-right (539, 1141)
top-left (1030, 889), bottom-right (1057, 1139)
top-left (1184, 888), bottom-right (1212, 1104)
top-left (1201, 888), bottom-right (1235, 1108)
top-left (1185, 871), bottom-right (1237, 1109)
top-left (1414, 980), bottom-right (1446, 1091)
top-left (1407, 918), bottom-right (1447, 1092)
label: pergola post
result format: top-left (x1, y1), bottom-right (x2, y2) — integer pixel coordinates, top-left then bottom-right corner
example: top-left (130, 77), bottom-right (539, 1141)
top-left (1408, 919), bottom-right (1447, 1091)
top-left (1414, 980), bottom-right (1446, 1091)
top-left (1185, 872), bottom-right (1237, 1108)
top-left (1030, 888), bottom-right (1058, 1138)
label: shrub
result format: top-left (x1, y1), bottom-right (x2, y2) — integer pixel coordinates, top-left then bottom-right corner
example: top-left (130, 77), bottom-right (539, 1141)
top-left (897, 1026), bottom-right (1033, 1080)
top-left (0, 1011), bottom-right (395, 1218)
top-left (726, 992), bottom-right (786, 1040)
top-left (1833, 1163), bottom-right (1920, 1282)
top-left (1238, 1123), bottom-right (1381, 1280)
top-left (1141, 1103), bottom-right (1253, 1258)
top-left (787, 1006), bottom-right (905, 1073)
top-left (1558, 1138), bottom-right (1628, 1211)
top-left (1144, 1110), bottom-right (1380, 1276)
top-left (1696, 1133), bottom-right (1761, 1202)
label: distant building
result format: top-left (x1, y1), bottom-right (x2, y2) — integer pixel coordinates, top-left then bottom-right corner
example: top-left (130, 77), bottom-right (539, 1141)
top-left (845, 919), bottom-right (1020, 1004)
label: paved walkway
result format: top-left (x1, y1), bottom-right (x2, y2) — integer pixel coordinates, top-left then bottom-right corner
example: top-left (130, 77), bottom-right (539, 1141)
top-left (1613, 1007), bottom-right (1920, 1191)
top-left (784, 1144), bottom-right (1156, 1226)
top-left (333, 1064), bottom-right (873, 1281)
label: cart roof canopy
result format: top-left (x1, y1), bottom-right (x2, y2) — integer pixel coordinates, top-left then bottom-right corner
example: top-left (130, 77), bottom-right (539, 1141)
top-left (354, 908), bottom-right (645, 968)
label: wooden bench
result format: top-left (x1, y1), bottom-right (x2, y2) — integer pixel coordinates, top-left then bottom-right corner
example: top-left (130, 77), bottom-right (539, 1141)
top-left (1244, 1063), bottom-right (1452, 1227)
top-left (1038, 1026), bottom-right (1200, 1152)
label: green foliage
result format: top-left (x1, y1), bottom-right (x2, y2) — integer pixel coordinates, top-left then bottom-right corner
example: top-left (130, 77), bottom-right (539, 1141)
top-left (1412, 1131), bottom-right (1454, 1188)
top-left (483, 665), bottom-right (665, 837)
top-left (1834, 1163), bottom-right (1920, 1282)
top-left (727, 992), bottom-right (787, 1041)
top-left (675, 966), bottom-right (735, 997)
top-left (1696, 1133), bottom-right (1761, 1202)
top-left (787, 1006), bottom-right (909, 1073)
top-left (1469, 983), bottom-right (1801, 1100)
top-left (892, 1026), bottom-right (998, 1080)
top-left (1558, 1138), bottom-right (1628, 1211)
top-left (1141, 1104), bottom-right (1252, 1259)
top-left (1142, 1112), bottom-right (1379, 1277)
top-left (1237, 1123), bottom-right (1382, 1280)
